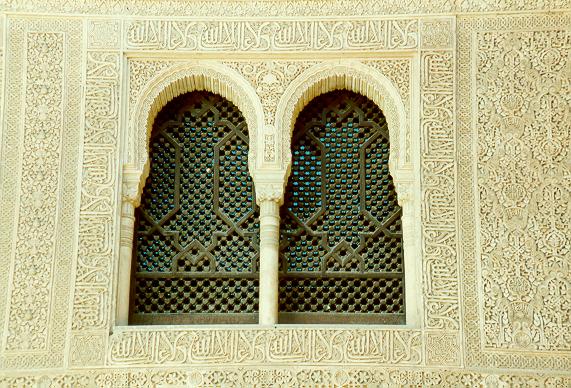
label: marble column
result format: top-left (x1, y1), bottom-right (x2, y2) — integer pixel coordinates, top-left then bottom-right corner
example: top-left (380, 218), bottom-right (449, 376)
top-left (257, 190), bottom-right (283, 325)
top-left (115, 168), bottom-right (142, 326)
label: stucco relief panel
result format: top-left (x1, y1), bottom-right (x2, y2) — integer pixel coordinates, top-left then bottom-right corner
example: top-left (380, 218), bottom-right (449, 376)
top-left (7, 0), bottom-right (569, 17)
top-left (125, 19), bottom-right (419, 51)
top-left (2, 0), bottom-right (456, 17)
top-left (1, 7), bottom-right (569, 379)
top-left (70, 49), bottom-right (121, 368)
top-left (0, 18), bottom-right (83, 370)
top-left (476, 29), bottom-right (570, 351)
top-left (109, 329), bottom-right (423, 366)
top-left (2, 366), bottom-right (569, 387)
top-left (419, 48), bottom-right (459, 332)
top-left (457, 13), bottom-right (571, 372)
top-left (105, 14), bottom-right (464, 369)
top-left (6, 30), bottom-right (65, 352)
top-left (88, 19), bottom-right (122, 50)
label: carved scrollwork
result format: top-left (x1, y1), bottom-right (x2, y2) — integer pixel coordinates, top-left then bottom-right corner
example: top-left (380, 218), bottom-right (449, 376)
top-left (1, 367), bottom-right (571, 386)
top-left (225, 61), bottom-right (317, 127)
top-left (420, 18), bottom-right (453, 50)
top-left (255, 183), bottom-right (284, 203)
top-left (457, 13), bottom-right (571, 371)
top-left (476, 29), bottom-right (570, 352)
top-left (1, 18), bottom-right (83, 370)
top-left (1, 7), bottom-right (569, 377)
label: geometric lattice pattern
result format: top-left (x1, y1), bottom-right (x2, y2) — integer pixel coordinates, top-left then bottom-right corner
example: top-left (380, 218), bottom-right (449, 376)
top-left (131, 91), bottom-right (258, 324)
top-left (279, 90), bottom-right (404, 323)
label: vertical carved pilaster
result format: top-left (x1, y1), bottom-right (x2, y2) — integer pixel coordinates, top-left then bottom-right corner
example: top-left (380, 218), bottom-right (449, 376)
top-left (116, 167), bottom-right (142, 326)
top-left (256, 184), bottom-right (284, 325)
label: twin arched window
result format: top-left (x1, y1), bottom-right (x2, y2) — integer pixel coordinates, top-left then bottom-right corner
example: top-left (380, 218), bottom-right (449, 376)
top-left (130, 89), bottom-right (404, 324)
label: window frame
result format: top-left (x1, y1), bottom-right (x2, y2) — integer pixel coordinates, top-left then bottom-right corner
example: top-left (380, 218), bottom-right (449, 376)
top-left (115, 61), bottom-right (422, 329)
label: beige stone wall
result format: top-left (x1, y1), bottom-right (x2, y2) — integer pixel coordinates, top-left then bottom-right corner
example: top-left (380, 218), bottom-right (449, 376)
top-left (0, 1), bottom-right (569, 386)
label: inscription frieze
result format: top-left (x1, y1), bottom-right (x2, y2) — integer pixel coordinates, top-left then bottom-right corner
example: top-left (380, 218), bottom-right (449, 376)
top-left (109, 329), bottom-right (423, 365)
top-left (126, 19), bottom-right (418, 51)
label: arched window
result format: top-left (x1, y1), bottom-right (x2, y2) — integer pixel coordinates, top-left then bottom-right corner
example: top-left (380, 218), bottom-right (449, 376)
top-left (130, 91), bottom-right (259, 324)
top-left (279, 90), bottom-right (404, 324)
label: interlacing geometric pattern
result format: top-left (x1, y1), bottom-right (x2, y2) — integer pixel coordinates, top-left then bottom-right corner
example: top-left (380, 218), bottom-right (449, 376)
top-left (279, 90), bottom-right (404, 323)
top-left (131, 91), bottom-right (259, 324)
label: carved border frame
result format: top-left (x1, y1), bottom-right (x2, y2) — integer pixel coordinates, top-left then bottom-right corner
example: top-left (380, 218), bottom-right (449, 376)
top-left (104, 15), bottom-right (449, 367)
top-left (110, 55), bottom-right (426, 364)
top-left (0, 13), bottom-right (465, 372)
top-left (0, 8), bottom-right (569, 380)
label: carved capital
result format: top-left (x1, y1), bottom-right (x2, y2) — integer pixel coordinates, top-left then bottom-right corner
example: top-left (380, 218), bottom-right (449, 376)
top-left (395, 181), bottom-right (413, 205)
top-left (122, 167), bottom-right (143, 207)
top-left (255, 183), bottom-right (284, 204)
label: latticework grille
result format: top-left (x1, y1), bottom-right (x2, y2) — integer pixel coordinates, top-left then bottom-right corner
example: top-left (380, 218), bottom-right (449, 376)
top-left (279, 90), bottom-right (405, 324)
top-left (131, 91), bottom-right (259, 324)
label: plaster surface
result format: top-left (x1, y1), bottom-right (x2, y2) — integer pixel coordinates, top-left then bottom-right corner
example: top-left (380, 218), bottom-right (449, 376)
top-left (0, 1), bottom-right (569, 385)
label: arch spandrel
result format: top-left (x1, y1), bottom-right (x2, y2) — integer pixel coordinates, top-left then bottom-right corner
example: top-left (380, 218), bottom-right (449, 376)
top-left (126, 62), bottom-right (265, 192)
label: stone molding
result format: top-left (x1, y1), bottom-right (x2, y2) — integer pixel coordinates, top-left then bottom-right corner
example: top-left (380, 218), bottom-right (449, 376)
top-left (2, 0), bottom-right (569, 16)
top-left (2, 366), bottom-right (570, 387)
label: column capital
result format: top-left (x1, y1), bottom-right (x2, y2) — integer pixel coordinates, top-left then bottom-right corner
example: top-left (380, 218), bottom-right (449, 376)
top-left (395, 180), bottom-right (414, 206)
top-left (122, 166), bottom-right (143, 207)
top-left (255, 182), bottom-right (284, 205)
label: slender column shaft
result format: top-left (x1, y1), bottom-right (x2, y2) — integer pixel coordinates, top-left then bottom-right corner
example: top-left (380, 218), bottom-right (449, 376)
top-left (258, 199), bottom-right (280, 325)
top-left (116, 199), bottom-right (136, 326)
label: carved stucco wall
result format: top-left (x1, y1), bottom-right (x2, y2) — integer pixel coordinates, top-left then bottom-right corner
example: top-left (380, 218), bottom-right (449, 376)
top-left (0, 1), bottom-right (569, 386)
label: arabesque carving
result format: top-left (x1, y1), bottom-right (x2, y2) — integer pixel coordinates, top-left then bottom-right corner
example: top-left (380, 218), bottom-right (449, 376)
top-left (88, 19), bottom-right (121, 49)
top-left (1, 18), bottom-right (83, 370)
top-left (5, 0), bottom-right (565, 17)
top-left (425, 332), bottom-right (460, 366)
top-left (0, 4), bottom-right (570, 380)
top-left (224, 61), bottom-right (317, 126)
top-left (1, 366), bottom-right (570, 386)
top-left (6, 30), bottom-right (64, 352)
top-left (476, 30), bottom-right (570, 351)
top-left (420, 19), bottom-right (454, 49)
top-left (457, 13), bottom-right (571, 371)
